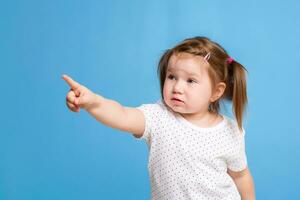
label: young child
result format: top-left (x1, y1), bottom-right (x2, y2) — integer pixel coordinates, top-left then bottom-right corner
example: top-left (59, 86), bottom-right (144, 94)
top-left (62, 36), bottom-right (255, 200)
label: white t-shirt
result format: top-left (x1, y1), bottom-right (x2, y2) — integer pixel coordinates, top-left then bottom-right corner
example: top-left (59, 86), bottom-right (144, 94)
top-left (133, 100), bottom-right (247, 200)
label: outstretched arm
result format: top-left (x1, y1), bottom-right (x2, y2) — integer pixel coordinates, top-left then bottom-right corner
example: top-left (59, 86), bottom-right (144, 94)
top-left (62, 74), bottom-right (145, 137)
top-left (86, 95), bottom-right (145, 136)
top-left (228, 167), bottom-right (256, 200)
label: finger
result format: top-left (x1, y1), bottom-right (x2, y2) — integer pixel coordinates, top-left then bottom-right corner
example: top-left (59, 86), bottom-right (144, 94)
top-left (67, 95), bottom-right (80, 106)
top-left (73, 89), bottom-right (80, 97)
top-left (66, 101), bottom-right (80, 112)
top-left (74, 98), bottom-right (79, 106)
top-left (69, 88), bottom-right (80, 97)
top-left (66, 91), bottom-right (76, 104)
top-left (62, 74), bottom-right (80, 90)
top-left (67, 94), bottom-right (81, 107)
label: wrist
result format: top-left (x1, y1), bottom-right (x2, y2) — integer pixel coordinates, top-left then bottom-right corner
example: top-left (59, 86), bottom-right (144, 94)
top-left (86, 93), bottom-right (103, 112)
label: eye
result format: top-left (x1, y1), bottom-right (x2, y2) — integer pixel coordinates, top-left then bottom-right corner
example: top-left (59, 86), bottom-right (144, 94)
top-left (187, 79), bottom-right (196, 83)
top-left (167, 74), bottom-right (176, 80)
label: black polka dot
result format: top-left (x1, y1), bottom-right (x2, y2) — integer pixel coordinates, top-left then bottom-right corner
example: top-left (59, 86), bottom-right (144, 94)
top-left (133, 100), bottom-right (247, 200)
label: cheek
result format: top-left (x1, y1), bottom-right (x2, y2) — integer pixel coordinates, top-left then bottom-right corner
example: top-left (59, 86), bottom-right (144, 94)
top-left (163, 81), bottom-right (171, 91)
top-left (190, 85), bottom-right (212, 102)
top-left (162, 84), bottom-right (168, 98)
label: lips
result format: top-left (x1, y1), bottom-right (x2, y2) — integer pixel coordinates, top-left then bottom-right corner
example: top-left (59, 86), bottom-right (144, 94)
top-left (171, 97), bottom-right (183, 103)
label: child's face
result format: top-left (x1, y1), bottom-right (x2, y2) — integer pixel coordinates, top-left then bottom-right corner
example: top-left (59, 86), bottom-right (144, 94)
top-left (163, 52), bottom-right (214, 116)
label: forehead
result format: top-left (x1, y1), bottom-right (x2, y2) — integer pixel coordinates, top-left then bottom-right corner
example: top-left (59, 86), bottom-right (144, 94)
top-left (167, 52), bottom-right (207, 76)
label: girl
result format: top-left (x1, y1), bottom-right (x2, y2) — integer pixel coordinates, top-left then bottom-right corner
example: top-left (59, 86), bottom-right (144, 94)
top-left (62, 36), bottom-right (255, 200)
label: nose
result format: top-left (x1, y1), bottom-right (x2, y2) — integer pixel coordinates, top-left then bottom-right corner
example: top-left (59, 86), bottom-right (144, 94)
top-left (173, 80), bottom-right (184, 94)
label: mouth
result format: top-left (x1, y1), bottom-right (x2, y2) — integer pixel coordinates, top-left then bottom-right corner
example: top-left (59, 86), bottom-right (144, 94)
top-left (171, 97), bottom-right (184, 103)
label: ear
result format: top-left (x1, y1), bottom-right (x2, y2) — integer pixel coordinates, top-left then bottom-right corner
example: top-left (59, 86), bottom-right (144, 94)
top-left (210, 82), bottom-right (226, 102)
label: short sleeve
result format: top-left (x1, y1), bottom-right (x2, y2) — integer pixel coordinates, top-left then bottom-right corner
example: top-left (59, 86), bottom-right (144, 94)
top-left (227, 128), bottom-right (248, 172)
top-left (132, 101), bottom-right (166, 144)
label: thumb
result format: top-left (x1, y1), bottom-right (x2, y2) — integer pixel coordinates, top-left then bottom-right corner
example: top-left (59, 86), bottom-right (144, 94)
top-left (74, 93), bottom-right (85, 107)
top-left (74, 97), bottom-right (80, 106)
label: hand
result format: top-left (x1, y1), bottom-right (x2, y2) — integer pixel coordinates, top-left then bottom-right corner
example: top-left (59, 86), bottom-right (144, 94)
top-left (62, 74), bottom-right (98, 112)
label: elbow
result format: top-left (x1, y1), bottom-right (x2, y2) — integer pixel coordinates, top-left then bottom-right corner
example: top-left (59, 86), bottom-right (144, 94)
top-left (227, 167), bottom-right (249, 179)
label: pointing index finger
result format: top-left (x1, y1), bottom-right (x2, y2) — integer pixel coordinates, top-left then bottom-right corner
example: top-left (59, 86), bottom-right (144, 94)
top-left (62, 74), bottom-right (80, 89)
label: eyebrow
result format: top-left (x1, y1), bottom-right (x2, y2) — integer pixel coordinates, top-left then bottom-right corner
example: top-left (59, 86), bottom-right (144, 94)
top-left (167, 68), bottom-right (199, 77)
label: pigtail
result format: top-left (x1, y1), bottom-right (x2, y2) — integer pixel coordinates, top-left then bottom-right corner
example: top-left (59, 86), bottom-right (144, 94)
top-left (225, 60), bottom-right (248, 131)
top-left (156, 37), bottom-right (248, 132)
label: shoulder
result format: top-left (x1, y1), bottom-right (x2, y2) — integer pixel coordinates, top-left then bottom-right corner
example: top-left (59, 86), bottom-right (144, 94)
top-left (223, 115), bottom-right (245, 137)
top-left (136, 99), bottom-right (170, 119)
top-left (133, 99), bottom-right (172, 141)
top-left (138, 99), bottom-right (170, 112)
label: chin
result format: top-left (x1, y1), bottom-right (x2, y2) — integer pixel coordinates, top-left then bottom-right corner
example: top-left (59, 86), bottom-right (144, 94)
top-left (163, 100), bottom-right (172, 108)
top-left (164, 100), bottom-right (176, 110)
top-left (167, 104), bottom-right (185, 113)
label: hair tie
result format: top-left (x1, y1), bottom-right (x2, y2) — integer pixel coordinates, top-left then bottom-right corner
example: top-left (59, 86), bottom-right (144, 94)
top-left (204, 52), bottom-right (211, 62)
top-left (227, 57), bottom-right (234, 64)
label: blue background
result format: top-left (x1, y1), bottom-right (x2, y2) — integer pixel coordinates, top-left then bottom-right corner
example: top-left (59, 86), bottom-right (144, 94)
top-left (1, 0), bottom-right (299, 199)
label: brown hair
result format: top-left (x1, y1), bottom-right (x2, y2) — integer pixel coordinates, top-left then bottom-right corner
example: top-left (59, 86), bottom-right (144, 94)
top-left (157, 36), bottom-right (247, 130)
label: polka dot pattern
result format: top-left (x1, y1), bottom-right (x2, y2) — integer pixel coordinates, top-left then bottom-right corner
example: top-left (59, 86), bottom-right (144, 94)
top-left (133, 100), bottom-right (247, 200)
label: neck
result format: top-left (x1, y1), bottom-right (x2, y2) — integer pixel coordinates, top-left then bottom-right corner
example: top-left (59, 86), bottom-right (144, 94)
top-left (180, 111), bottom-right (221, 128)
